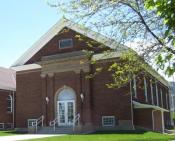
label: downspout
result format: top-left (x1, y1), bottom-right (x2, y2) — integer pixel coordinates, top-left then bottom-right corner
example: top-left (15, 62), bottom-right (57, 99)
top-left (12, 91), bottom-right (15, 129)
top-left (130, 80), bottom-right (135, 130)
top-left (161, 110), bottom-right (165, 133)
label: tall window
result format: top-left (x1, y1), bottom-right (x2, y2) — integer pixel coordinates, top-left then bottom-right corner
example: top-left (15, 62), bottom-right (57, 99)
top-left (166, 93), bottom-right (169, 109)
top-left (144, 77), bottom-right (148, 102)
top-left (7, 95), bottom-right (13, 113)
top-left (150, 79), bottom-right (154, 105)
top-left (160, 89), bottom-right (163, 107)
top-left (130, 75), bottom-right (137, 98)
top-left (155, 81), bottom-right (159, 106)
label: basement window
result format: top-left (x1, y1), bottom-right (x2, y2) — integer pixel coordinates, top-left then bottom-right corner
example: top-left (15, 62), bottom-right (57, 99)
top-left (59, 38), bottom-right (73, 49)
top-left (102, 116), bottom-right (115, 127)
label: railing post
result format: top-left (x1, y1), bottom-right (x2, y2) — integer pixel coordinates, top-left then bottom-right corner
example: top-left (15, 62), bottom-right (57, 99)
top-left (42, 116), bottom-right (44, 127)
top-left (54, 123), bottom-right (56, 132)
top-left (36, 121), bottom-right (38, 134)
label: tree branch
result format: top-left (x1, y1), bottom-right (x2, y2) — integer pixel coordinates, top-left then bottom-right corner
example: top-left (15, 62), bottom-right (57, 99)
top-left (119, 0), bottom-right (175, 55)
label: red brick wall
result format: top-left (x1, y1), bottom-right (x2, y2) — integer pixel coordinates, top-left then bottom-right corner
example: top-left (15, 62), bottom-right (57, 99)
top-left (26, 28), bottom-right (108, 64)
top-left (15, 62), bottom-right (132, 129)
top-left (15, 70), bottom-right (42, 128)
top-left (0, 90), bottom-right (13, 123)
top-left (153, 110), bottom-right (162, 132)
top-left (91, 63), bottom-right (132, 127)
top-left (133, 109), bottom-right (153, 130)
top-left (47, 71), bottom-right (82, 124)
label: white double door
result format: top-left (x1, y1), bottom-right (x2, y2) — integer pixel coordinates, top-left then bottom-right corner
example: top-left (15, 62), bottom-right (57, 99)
top-left (57, 100), bottom-right (75, 126)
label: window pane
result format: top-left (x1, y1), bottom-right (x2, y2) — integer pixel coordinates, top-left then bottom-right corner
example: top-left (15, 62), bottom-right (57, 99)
top-left (59, 39), bottom-right (73, 48)
top-left (7, 95), bottom-right (12, 112)
top-left (102, 116), bottom-right (115, 127)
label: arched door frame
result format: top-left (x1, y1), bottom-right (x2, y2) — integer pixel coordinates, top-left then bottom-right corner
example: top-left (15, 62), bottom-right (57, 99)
top-left (54, 85), bottom-right (77, 126)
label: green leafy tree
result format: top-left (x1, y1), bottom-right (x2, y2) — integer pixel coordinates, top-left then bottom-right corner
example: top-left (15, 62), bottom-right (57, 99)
top-left (47, 0), bottom-right (175, 88)
top-left (145, 0), bottom-right (175, 76)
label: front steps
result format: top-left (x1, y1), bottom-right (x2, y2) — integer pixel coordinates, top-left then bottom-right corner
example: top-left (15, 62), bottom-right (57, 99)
top-left (37, 126), bottom-right (74, 134)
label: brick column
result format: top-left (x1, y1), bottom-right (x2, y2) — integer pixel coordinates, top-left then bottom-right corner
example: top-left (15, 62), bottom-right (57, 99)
top-left (47, 73), bottom-right (55, 125)
top-left (83, 71), bottom-right (93, 127)
top-left (75, 70), bottom-right (83, 125)
top-left (41, 73), bottom-right (47, 126)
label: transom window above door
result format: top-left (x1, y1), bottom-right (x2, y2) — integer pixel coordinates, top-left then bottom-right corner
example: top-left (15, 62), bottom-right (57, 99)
top-left (59, 38), bottom-right (73, 49)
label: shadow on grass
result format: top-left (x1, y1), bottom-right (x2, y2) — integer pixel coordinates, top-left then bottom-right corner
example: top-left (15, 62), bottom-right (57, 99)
top-left (89, 130), bottom-right (149, 135)
top-left (2, 130), bottom-right (27, 135)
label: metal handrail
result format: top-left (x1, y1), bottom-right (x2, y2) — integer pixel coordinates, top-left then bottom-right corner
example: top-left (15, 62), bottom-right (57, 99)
top-left (73, 113), bottom-right (80, 132)
top-left (49, 118), bottom-right (58, 132)
top-left (34, 115), bottom-right (44, 133)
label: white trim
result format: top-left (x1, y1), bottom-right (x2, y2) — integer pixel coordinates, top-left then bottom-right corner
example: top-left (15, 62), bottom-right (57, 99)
top-left (57, 100), bottom-right (75, 126)
top-left (144, 77), bottom-right (148, 102)
top-left (152, 110), bottom-right (156, 131)
top-left (12, 18), bottom-right (127, 67)
top-left (0, 123), bottom-right (4, 129)
top-left (161, 111), bottom-right (165, 133)
top-left (155, 82), bottom-right (159, 106)
top-left (133, 101), bottom-right (168, 112)
top-left (160, 89), bottom-right (163, 108)
top-left (133, 75), bottom-right (137, 98)
top-left (11, 64), bottom-right (41, 72)
top-left (166, 93), bottom-right (168, 109)
top-left (150, 80), bottom-right (154, 105)
top-left (130, 80), bottom-right (135, 130)
top-left (102, 116), bottom-right (115, 127)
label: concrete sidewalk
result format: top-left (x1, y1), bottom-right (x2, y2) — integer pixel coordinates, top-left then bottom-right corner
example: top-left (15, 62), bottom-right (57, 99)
top-left (0, 134), bottom-right (64, 141)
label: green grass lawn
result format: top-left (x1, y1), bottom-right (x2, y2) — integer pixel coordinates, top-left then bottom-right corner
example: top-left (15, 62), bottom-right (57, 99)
top-left (0, 130), bottom-right (23, 136)
top-left (26, 131), bottom-right (175, 141)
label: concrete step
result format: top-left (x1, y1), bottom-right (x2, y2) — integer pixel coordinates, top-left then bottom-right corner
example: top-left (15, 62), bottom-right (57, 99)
top-left (37, 126), bottom-right (74, 134)
top-left (164, 129), bottom-right (175, 134)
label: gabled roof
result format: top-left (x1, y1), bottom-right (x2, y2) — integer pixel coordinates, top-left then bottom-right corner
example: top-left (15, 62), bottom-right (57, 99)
top-left (0, 67), bottom-right (16, 91)
top-left (11, 18), bottom-right (168, 86)
top-left (12, 18), bottom-right (127, 67)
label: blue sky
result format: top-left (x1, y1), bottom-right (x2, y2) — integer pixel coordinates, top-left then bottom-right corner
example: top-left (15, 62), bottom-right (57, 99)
top-left (0, 0), bottom-right (174, 81)
top-left (0, 0), bottom-right (61, 67)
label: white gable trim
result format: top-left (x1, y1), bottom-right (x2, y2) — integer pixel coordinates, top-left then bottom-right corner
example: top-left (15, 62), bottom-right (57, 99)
top-left (11, 64), bottom-right (41, 72)
top-left (12, 18), bottom-right (127, 67)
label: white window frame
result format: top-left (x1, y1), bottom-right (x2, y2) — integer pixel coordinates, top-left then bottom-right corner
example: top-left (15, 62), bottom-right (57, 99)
top-left (150, 80), bottom-right (154, 105)
top-left (144, 77), bottom-right (148, 102)
top-left (0, 123), bottom-right (4, 129)
top-left (59, 38), bottom-right (73, 49)
top-left (102, 116), bottom-right (115, 127)
top-left (7, 95), bottom-right (13, 113)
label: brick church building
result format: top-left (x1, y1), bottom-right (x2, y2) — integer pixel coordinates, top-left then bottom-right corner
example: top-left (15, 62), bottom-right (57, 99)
top-left (0, 18), bottom-right (171, 133)
top-left (0, 67), bottom-right (15, 129)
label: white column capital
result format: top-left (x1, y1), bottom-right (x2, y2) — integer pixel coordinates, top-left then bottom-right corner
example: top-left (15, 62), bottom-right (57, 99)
top-left (48, 73), bottom-right (54, 78)
top-left (40, 73), bottom-right (47, 78)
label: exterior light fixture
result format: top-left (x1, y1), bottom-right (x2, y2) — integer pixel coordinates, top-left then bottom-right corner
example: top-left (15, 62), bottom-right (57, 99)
top-left (45, 97), bottom-right (49, 104)
top-left (80, 93), bottom-right (84, 102)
